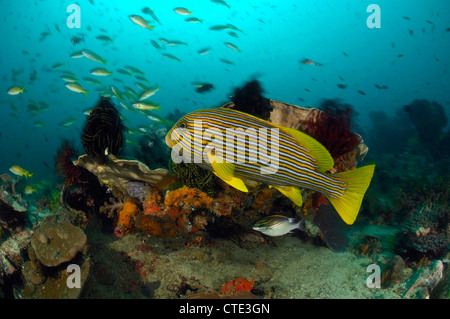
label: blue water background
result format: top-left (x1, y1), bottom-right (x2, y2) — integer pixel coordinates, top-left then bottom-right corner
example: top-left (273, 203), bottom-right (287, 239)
top-left (0, 0), bottom-right (449, 183)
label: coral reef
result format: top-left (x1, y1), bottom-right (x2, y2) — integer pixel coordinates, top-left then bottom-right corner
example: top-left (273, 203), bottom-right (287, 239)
top-left (138, 186), bottom-right (214, 237)
top-left (0, 230), bottom-right (32, 287)
top-left (364, 103), bottom-right (449, 261)
top-left (163, 185), bottom-right (213, 211)
top-left (98, 179), bottom-right (293, 244)
top-left (403, 99), bottom-right (449, 161)
top-left (136, 215), bottom-right (176, 237)
top-left (400, 201), bottom-right (448, 259)
top-left (99, 196), bottom-right (126, 220)
top-left (8, 79), bottom-right (446, 299)
top-left (0, 174), bottom-right (28, 211)
top-left (355, 99), bottom-right (449, 300)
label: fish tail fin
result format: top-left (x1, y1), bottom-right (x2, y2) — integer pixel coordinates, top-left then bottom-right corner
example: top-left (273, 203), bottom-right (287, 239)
top-left (294, 219), bottom-right (305, 232)
top-left (325, 164), bottom-right (375, 225)
top-left (28, 173), bottom-right (34, 178)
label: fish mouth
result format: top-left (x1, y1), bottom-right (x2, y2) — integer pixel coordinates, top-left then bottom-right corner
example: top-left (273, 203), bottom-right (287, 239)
top-left (165, 130), bottom-right (174, 148)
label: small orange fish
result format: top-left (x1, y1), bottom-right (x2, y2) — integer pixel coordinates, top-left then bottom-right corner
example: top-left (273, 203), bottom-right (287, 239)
top-left (301, 58), bottom-right (322, 66)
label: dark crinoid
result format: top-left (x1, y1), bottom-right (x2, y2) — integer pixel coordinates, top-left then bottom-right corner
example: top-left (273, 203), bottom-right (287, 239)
top-left (231, 80), bottom-right (272, 121)
top-left (82, 97), bottom-right (124, 163)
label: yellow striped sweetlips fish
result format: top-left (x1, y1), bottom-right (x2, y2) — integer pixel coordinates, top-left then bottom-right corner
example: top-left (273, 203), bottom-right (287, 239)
top-left (165, 108), bottom-right (375, 225)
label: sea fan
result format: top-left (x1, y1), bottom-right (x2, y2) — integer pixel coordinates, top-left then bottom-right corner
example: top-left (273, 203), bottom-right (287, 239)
top-left (302, 99), bottom-right (361, 159)
top-left (55, 141), bottom-right (81, 186)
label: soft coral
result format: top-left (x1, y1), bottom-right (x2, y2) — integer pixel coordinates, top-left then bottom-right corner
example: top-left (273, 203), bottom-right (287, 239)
top-left (55, 141), bottom-right (81, 187)
top-left (302, 100), bottom-right (361, 159)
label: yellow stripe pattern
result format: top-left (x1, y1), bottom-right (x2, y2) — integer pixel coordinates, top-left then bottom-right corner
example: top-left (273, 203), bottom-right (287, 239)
top-left (167, 108), bottom-right (347, 199)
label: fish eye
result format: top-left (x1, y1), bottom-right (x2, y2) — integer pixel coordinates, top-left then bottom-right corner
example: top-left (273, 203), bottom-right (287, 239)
top-left (179, 122), bottom-right (187, 129)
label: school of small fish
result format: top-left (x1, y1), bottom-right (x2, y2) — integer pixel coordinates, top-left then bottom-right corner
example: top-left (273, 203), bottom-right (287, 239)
top-left (2, 1), bottom-right (448, 190)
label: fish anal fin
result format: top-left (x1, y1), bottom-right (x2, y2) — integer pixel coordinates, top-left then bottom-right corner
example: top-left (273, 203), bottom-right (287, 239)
top-left (213, 172), bottom-right (248, 192)
top-left (273, 185), bottom-right (303, 207)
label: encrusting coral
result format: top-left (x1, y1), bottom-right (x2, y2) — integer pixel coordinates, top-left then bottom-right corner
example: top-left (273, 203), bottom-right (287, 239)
top-left (220, 277), bottom-right (255, 295)
top-left (106, 181), bottom-right (292, 242)
top-left (163, 186), bottom-right (213, 211)
top-left (115, 200), bottom-right (139, 238)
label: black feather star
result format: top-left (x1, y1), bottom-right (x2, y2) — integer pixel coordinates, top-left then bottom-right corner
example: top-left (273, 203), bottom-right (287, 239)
top-left (82, 97), bottom-right (124, 163)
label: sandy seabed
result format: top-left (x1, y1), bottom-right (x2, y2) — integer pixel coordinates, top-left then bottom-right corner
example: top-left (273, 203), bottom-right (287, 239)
top-left (82, 229), bottom-right (408, 299)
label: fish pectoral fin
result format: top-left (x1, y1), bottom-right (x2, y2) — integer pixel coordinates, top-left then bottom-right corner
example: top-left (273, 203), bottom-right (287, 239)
top-left (207, 151), bottom-right (249, 192)
top-left (273, 186), bottom-right (303, 207)
top-left (213, 172), bottom-right (248, 192)
top-left (207, 151), bottom-right (234, 180)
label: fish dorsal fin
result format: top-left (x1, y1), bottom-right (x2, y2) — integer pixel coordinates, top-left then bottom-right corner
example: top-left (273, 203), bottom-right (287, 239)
top-left (276, 125), bottom-right (334, 173)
